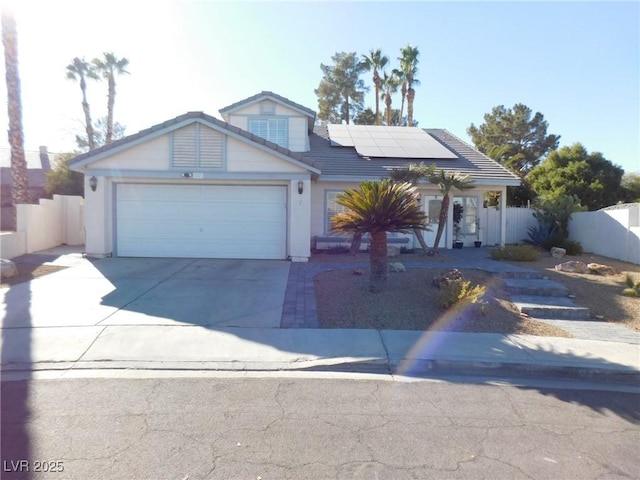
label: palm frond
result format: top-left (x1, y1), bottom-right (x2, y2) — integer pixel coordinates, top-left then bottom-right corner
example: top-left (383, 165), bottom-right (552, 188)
top-left (331, 180), bottom-right (427, 235)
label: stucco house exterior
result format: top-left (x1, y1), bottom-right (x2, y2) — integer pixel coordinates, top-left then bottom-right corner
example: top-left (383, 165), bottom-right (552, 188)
top-left (70, 91), bottom-right (520, 261)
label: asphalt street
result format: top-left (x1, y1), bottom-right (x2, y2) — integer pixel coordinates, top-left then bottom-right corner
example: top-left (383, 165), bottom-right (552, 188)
top-left (1, 375), bottom-right (639, 480)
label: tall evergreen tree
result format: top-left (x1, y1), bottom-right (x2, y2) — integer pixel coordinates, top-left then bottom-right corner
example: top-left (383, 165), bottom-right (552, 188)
top-left (315, 52), bottom-right (367, 124)
top-left (467, 103), bottom-right (560, 205)
top-left (2, 9), bottom-right (30, 213)
top-left (75, 116), bottom-right (126, 152)
top-left (528, 143), bottom-right (625, 210)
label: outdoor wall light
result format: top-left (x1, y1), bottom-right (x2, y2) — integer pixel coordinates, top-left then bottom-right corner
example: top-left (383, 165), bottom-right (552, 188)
top-left (89, 176), bottom-right (98, 192)
top-left (297, 180), bottom-right (304, 195)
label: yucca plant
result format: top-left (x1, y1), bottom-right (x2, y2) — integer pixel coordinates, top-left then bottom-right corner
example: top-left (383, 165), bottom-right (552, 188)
top-left (332, 180), bottom-right (427, 292)
top-left (523, 221), bottom-right (563, 249)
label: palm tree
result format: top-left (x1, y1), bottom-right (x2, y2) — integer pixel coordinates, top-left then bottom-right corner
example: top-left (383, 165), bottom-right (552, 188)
top-left (2, 9), bottom-right (30, 214)
top-left (332, 180), bottom-right (427, 292)
top-left (380, 71), bottom-right (400, 126)
top-left (399, 44), bottom-right (420, 127)
top-left (66, 57), bottom-right (98, 150)
top-left (361, 49), bottom-right (389, 125)
top-left (428, 170), bottom-right (475, 251)
top-left (389, 163), bottom-right (436, 253)
top-left (392, 67), bottom-right (407, 125)
top-left (93, 52), bottom-right (129, 144)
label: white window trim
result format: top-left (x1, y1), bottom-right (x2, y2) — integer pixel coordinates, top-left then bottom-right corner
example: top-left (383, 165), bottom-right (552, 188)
top-left (325, 190), bottom-right (350, 234)
top-left (453, 195), bottom-right (479, 235)
top-left (248, 116), bottom-right (288, 148)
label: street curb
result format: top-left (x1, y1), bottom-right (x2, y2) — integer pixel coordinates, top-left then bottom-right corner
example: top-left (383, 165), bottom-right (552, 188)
top-left (385, 359), bottom-right (640, 385)
top-left (2, 358), bottom-right (639, 386)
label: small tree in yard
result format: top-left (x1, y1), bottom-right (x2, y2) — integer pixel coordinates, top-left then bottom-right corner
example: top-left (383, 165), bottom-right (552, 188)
top-left (45, 153), bottom-right (84, 196)
top-left (332, 180), bottom-right (427, 293)
top-left (389, 162), bottom-right (436, 253)
top-left (428, 170), bottom-right (475, 251)
top-left (530, 194), bottom-right (585, 242)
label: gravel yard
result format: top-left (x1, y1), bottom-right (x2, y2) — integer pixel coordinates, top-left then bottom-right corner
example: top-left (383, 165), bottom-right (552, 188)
top-left (312, 248), bottom-right (640, 336)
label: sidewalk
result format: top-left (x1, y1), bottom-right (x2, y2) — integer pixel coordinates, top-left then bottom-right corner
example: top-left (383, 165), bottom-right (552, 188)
top-left (1, 326), bottom-right (639, 384)
top-left (1, 246), bottom-right (639, 385)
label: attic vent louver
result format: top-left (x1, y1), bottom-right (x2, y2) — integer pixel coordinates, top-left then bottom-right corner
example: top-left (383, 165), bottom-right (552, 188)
top-left (172, 123), bottom-right (224, 169)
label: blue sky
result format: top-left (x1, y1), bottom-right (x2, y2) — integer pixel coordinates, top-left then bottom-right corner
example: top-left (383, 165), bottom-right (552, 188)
top-left (2, 0), bottom-right (639, 173)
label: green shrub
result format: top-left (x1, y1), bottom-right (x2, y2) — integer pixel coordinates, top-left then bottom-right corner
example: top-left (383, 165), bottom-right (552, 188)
top-left (489, 245), bottom-right (539, 262)
top-left (559, 240), bottom-right (583, 256)
top-left (622, 274), bottom-right (640, 297)
top-left (436, 279), bottom-right (487, 309)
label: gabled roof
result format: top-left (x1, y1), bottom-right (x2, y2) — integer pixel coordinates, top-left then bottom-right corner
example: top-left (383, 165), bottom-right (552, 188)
top-left (219, 91), bottom-right (316, 118)
top-left (305, 126), bottom-right (521, 186)
top-left (69, 111), bottom-right (320, 174)
top-left (219, 91), bottom-right (316, 131)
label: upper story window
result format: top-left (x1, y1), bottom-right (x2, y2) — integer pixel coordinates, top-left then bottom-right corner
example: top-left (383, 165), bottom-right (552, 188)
top-left (248, 117), bottom-right (287, 148)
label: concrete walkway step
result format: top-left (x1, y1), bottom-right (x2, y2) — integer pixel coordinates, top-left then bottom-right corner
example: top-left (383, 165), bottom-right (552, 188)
top-left (503, 278), bottom-right (569, 297)
top-left (532, 318), bottom-right (640, 344)
top-left (510, 295), bottom-right (590, 320)
top-left (496, 270), bottom-right (543, 280)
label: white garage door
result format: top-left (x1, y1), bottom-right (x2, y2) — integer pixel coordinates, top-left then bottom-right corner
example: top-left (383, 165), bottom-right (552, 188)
top-left (116, 184), bottom-right (287, 259)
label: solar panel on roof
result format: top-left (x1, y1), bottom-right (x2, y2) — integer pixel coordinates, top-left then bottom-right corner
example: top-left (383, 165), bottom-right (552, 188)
top-left (326, 124), bottom-right (458, 159)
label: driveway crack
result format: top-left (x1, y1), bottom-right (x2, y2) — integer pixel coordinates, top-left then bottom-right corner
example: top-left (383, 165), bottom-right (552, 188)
top-left (377, 329), bottom-right (393, 376)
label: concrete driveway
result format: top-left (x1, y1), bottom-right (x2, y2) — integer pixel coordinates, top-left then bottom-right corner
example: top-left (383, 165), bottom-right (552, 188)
top-left (1, 257), bottom-right (291, 329)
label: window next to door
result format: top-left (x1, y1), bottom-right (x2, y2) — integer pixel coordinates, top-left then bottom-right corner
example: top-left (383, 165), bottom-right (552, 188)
top-left (453, 196), bottom-right (479, 235)
top-left (325, 190), bottom-right (349, 234)
top-left (248, 117), bottom-right (288, 148)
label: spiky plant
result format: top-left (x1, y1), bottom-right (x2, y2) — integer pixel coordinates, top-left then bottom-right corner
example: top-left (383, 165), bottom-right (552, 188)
top-left (332, 180), bottom-right (427, 292)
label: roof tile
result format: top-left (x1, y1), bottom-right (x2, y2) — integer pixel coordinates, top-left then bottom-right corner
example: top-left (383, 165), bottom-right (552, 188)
top-left (305, 125), bottom-right (520, 185)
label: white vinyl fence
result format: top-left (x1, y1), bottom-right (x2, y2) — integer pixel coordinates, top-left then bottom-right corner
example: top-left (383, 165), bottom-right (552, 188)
top-left (569, 204), bottom-right (639, 264)
top-left (0, 195), bottom-right (84, 259)
top-left (484, 207), bottom-right (536, 246)
top-left (486, 203), bottom-right (640, 265)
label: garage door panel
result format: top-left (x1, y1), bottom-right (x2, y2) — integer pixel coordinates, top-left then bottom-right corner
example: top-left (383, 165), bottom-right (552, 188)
top-left (116, 184), bottom-right (287, 259)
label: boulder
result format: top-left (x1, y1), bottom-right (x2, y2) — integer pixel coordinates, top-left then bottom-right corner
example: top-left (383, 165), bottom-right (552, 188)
top-left (587, 263), bottom-right (617, 276)
top-left (554, 260), bottom-right (588, 274)
top-left (387, 246), bottom-right (400, 258)
top-left (0, 259), bottom-right (18, 279)
top-left (550, 247), bottom-right (566, 258)
top-left (389, 262), bottom-right (406, 273)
